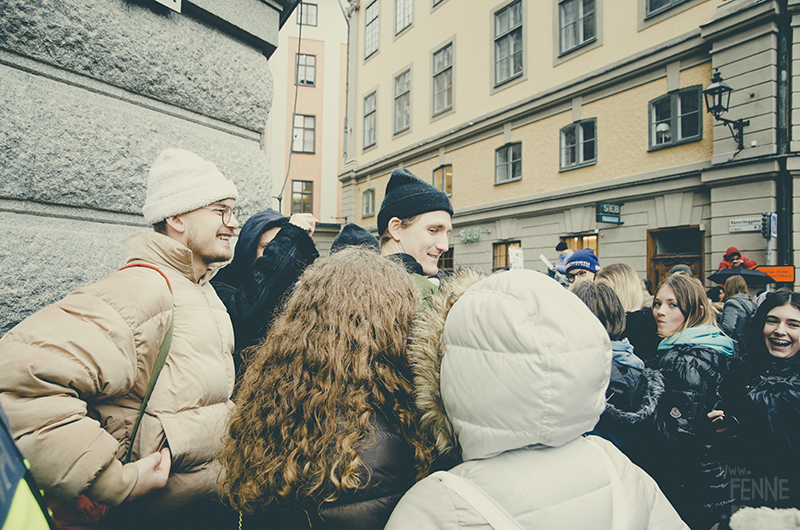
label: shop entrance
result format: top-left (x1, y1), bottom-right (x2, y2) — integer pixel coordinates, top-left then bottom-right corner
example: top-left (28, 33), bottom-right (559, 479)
top-left (647, 226), bottom-right (704, 289)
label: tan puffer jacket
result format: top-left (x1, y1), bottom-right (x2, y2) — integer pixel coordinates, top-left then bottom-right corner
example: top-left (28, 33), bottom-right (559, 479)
top-left (0, 230), bottom-right (235, 512)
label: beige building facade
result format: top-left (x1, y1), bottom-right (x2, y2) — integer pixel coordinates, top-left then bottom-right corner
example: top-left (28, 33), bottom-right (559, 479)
top-left (266, 0), bottom-right (349, 253)
top-left (340, 0), bottom-right (799, 289)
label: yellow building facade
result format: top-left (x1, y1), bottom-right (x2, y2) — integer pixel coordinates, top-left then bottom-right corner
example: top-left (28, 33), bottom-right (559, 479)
top-left (341, 0), bottom-right (800, 287)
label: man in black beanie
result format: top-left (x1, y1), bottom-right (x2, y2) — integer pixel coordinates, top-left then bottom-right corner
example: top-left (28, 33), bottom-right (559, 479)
top-left (378, 168), bottom-right (453, 301)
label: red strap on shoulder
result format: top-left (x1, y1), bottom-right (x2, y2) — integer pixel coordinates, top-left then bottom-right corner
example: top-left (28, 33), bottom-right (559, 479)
top-left (118, 263), bottom-right (173, 293)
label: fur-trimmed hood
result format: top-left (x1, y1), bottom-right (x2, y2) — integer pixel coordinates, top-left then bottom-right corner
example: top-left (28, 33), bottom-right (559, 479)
top-left (409, 269), bottom-right (611, 462)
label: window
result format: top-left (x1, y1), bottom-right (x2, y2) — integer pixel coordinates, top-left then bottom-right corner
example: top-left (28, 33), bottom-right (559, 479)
top-left (432, 43), bottom-right (453, 115)
top-left (363, 91), bottom-right (377, 148)
top-left (394, 69), bottom-right (411, 134)
top-left (365, 1), bottom-right (380, 58)
top-left (559, 0), bottom-right (595, 54)
top-left (362, 188), bottom-right (376, 217)
top-left (563, 234), bottom-right (598, 256)
top-left (493, 241), bottom-right (521, 271)
top-left (292, 181), bottom-right (313, 214)
top-left (649, 86), bottom-right (702, 150)
top-left (292, 114), bottom-right (315, 153)
top-left (433, 165), bottom-right (452, 196)
top-left (560, 119), bottom-right (596, 170)
top-left (494, 1), bottom-right (523, 86)
top-left (438, 248), bottom-right (454, 273)
top-left (647, 0), bottom-right (688, 17)
top-left (296, 54), bottom-right (316, 86)
top-left (396, 0), bottom-right (413, 34)
top-left (432, 0), bottom-right (447, 7)
top-left (297, 3), bottom-right (318, 26)
top-left (495, 143), bottom-right (521, 184)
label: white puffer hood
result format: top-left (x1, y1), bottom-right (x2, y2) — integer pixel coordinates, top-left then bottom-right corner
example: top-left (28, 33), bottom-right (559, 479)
top-left (413, 269), bottom-right (611, 462)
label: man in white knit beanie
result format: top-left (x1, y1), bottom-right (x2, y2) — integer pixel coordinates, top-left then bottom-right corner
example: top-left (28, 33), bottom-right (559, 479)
top-left (0, 148), bottom-right (241, 529)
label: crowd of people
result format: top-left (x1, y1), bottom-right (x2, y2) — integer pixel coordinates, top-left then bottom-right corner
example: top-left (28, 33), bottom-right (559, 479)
top-left (0, 149), bottom-right (798, 530)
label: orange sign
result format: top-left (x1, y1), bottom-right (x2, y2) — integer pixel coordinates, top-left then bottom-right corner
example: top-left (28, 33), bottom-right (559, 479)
top-left (756, 266), bottom-right (795, 283)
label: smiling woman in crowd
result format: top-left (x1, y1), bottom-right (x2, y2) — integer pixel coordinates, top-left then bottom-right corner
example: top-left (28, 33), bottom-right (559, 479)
top-left (710, 289), bottom-right (800, 512)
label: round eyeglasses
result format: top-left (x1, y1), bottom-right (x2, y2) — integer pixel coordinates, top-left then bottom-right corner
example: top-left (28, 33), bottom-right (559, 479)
top-left (202, 205), bottom-right (240, 228)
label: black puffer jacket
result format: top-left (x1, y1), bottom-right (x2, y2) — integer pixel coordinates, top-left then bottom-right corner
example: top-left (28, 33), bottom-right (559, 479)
top-left (212, 210), bottom-right (318, 374)
top-left (717, 294), bottom-right (756, 356)
top-left (639, 344), bottom-right (736, 530)
top-left (591, 362), bottom-right (664, 460)
top-left (721, 358), bottom-right (800, 509)
top-left (241, 415), bottom-right (417, 530)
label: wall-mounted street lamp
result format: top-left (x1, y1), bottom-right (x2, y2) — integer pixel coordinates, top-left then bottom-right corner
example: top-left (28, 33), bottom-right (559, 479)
top-left (702, 68), bottom-right (750, 152)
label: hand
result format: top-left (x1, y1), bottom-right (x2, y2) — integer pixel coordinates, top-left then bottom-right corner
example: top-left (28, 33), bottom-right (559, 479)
top-left (127, 448), bottom-right (171, 501)
top-left (288, 213), bottom-right (318, 237)
top-left (707, 410), bottom-right (737, 438)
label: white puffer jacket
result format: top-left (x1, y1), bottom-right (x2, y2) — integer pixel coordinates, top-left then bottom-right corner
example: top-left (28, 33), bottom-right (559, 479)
top-left (386, 269), bottom-right (687, 529)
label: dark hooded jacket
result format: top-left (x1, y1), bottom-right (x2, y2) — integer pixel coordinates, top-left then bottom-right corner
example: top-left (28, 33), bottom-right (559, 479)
top-left (212, 209), bottom-right (318, 373)
top-left (717, 293), bottom-right (756, 356)
top-left (591, 363), bottom-right (664, 461)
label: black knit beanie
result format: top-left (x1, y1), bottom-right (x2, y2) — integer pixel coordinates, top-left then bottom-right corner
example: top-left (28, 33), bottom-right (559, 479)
top-left (377, 168), bottom-right (453, 235)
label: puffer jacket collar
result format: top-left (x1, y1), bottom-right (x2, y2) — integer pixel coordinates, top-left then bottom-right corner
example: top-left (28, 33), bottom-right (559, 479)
top-left (123, 230), bottom-right (227, 285)
top-left (410, 269), bottom-right (612, 462)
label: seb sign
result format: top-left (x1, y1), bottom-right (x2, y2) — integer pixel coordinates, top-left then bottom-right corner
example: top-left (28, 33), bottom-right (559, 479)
top-left (460, 227), bottom-right (482, 243)
top-left (596, 201), bottom-right (622, 224)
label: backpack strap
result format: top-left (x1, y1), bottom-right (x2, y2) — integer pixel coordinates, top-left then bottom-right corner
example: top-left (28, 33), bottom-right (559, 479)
top-left (117, 263), bottom-right (174, 464)
top-left (430, 471), bottom-right (524, 530)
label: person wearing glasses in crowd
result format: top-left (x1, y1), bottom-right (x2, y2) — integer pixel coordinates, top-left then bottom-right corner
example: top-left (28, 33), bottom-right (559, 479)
top-left (211, 208), bottom-right (318, 377)
top-left (0, 148), bottom-right (242, 529)
top-left (565, 248), bottom-right (601, 285)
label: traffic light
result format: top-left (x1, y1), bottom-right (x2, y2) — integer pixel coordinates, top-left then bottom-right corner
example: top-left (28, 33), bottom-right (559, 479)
top-left (761, 212), bottom-right (770, 239)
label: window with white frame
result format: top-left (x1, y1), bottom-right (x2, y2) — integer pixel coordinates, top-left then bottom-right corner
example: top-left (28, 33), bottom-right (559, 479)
top-left (495, 143), bottom-right (521, 184)
top-left (394, 69), bottom-right (411, 134)
top-left (297, 3), bottom-right (318, 26)
top-left (494, 0), bottom-right (523, 86)
top-left (560, 119), bottom-right (596, 170)
top-left (649, 86), bottom-right (702, 150)
top-left (432, 43), bottom-right (453, 115)
top-left (363, 91), bottom-right (377, 148)
top-left (365, 1), bottom-right (380, 58)
top-left (362, 188), bottom-right (376, 217)
top-left (559, 0), bottom-right (595, 54)
top-left (292, 181), bottom-right (313, 214)
top-left (646, 0), bottom-right (688, 17)
top-left (296, 54), bottom-right (316, 86)
top-left (292, 114), bottom-right (315, 153)
top-left (433, 165), bottom-right (452, 196)
top-left (396, 0), bottom-right (413, 34)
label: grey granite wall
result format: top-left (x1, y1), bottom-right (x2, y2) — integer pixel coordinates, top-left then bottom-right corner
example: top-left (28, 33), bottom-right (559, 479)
top-left (0, 0), bottom-right (294, 334)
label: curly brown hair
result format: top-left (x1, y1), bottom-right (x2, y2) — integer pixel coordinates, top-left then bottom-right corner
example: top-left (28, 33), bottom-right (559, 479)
top-left (219, 246), bottom-right (431, 515)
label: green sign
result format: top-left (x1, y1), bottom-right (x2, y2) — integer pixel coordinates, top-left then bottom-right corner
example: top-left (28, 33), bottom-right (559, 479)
top-left (596, 201), bottom-right (622, 224)
top-left (460, 227), bottom-right (481, 242)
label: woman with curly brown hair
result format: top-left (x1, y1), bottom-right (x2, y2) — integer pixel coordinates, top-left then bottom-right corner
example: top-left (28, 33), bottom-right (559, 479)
top-left (219, 246), bottom-right (433, 530)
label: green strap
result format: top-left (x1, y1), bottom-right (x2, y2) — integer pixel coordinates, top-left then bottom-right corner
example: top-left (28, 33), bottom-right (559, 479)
top-left (125, 309), bottom-right (173, 464)
top-left (117, 263), bottom-right (174, 464)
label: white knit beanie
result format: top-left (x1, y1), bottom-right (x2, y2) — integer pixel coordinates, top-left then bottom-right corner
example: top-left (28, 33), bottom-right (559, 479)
top-left (142, 149), bottom-right (239, 225)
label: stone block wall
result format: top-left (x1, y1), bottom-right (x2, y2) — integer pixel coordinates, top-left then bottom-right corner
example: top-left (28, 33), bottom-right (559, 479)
top-left (0, 0), bottom-right (295, 334)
